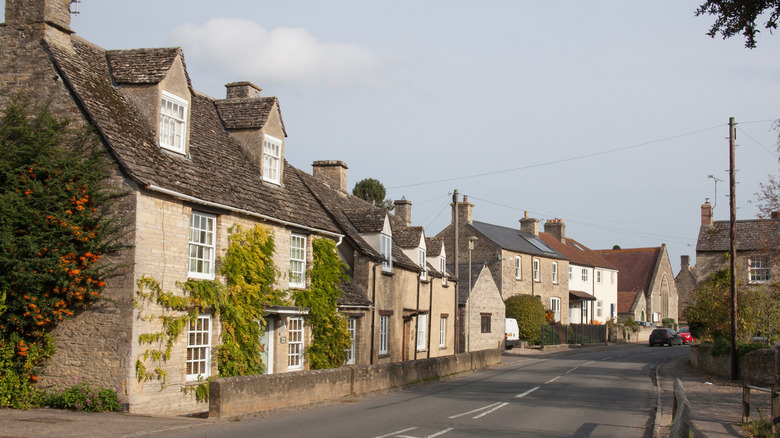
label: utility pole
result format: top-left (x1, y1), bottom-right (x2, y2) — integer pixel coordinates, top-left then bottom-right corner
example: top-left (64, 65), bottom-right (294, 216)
top-left (453, 190), bottom-right (459, 354)
top-left (729, 117), bottom-right (738, 380)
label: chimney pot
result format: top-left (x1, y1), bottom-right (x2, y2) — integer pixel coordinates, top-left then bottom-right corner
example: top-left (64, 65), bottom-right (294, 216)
top-left (544, 218), bottom-right (566, 243)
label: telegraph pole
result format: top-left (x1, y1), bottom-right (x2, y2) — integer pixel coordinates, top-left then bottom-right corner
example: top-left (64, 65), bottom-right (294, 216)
top-left (729, 117), bottom-right (738, 380)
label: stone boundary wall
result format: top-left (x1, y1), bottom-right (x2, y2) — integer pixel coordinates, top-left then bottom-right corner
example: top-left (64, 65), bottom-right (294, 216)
top-left (690, 343), bottom-right (778, 385)
top-left (209, 349), bottom-right (502, 419)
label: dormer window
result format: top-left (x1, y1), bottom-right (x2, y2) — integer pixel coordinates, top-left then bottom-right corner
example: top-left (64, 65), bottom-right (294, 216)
top-left (263, 135), bottom-right (282, 184)
top-left (160, 91), bottom-right (188, 154)
top-left (419, 249), bottom-right (427, 280)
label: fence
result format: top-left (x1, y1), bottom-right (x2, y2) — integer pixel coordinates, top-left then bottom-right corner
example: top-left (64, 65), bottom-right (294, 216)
top-left (540, 323), bottom-right (607, 346)
top-left (742, 384), bottom-right (780, 435)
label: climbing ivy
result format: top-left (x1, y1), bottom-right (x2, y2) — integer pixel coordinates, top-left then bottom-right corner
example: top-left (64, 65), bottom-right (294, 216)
top-left (134, 224), bottom-right (286, 401)
top-left (292, 238), bottom-right (351, 369)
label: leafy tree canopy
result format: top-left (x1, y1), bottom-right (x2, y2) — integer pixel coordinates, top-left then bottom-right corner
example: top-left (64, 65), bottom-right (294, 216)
top-left (352, 178), bottom-right (393, 210)
top-left (505, 295), bottom-right (545, 343)
top-left (696, 0), bottom-right (780, 48)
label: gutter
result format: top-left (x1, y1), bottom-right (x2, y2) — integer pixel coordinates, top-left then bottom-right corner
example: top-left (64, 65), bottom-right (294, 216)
top-left (145, 184), bottom-right (344, 242)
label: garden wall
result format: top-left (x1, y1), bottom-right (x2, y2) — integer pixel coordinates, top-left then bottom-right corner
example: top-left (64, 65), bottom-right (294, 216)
top-left (690, 343), bottom-right (778, 385)
top-left (209, 349), bottom-right (501, 419)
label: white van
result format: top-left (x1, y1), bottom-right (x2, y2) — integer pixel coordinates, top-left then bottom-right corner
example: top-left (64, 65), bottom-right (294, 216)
top-left (505, 318), bottom-right (520, 349)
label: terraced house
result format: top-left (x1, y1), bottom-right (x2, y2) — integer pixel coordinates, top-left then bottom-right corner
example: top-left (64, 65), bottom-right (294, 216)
top-left (0, 0), bottom-right (455, 415)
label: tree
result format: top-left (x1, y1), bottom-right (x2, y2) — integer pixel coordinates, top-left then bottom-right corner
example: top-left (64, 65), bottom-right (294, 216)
top-left (504, 295), bottom-right (545, 343)
top-left (0, 101), bottom-right (123, 407)
top-left (696, 1), bottom-right (780, 48)
top-left (352, 178), bottom-right (393, 210)
top-left (753, 173), bottom-right (780, 218)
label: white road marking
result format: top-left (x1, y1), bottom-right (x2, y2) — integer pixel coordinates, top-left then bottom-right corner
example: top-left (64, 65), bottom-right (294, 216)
top-left (566, 366), bottom-right (578, 374)
top-left (545, 376), bottom-right (560, 384)
top-left (515, 386), bottom-right (541, 398)
top-left (448, 402), bottom-right (503, 419)
top-left (601, 356), bottom-right (613, 361)
top-left (583, 361), bottom-right (595, 366)
top-left (427, 428), bottom-right (454, 437)
top-left (472, 402), bottom-right (509, 419)
top-left (374, 427), bottom-right (417, 438)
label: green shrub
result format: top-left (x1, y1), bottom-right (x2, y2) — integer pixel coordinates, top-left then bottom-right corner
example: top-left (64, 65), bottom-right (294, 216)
top-left (0, 333), bottom-right (55, 408)
top-left (505, 295), bottom-right (545, 344)
top-left (43, 377), bottom-right (122, 412)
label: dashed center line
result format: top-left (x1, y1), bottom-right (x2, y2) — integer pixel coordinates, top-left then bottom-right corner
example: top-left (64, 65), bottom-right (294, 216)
top-left (515, 386), bottom-right (540, 398)
top-left (583, 361), bottom-right (595, 366)
top-left (545, 376), bottom-right (560, 384)
top-left (472, 402), bottom-right (509, 419)
top-left (448, 402), bottom-right (504, 419)
top-left (566, 366), bottom-right (578, 374)
top-left (374, 427), bottom-right (417, 438)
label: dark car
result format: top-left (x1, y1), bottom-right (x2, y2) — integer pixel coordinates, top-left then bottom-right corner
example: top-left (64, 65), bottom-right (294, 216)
top-left (649, 328), bottom-right (682, 346)
top-left (677, 327), bottom-right (695, 344)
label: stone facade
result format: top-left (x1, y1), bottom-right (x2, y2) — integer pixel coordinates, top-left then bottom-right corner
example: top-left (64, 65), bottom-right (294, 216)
top-left (460, 265), bottom-right (505, 352)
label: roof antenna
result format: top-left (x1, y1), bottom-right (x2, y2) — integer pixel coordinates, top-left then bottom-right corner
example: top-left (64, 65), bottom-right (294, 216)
top-left (70, 0), bottom-right (81, 15)
top-left (707, 174), bottom-right (723, 209)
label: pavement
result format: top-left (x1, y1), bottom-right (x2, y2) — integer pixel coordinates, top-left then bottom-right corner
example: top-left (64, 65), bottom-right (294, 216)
top-left (0, 343), bottom-right (766, 437)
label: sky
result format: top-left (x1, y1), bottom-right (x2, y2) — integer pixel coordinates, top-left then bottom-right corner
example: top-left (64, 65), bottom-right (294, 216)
top-left (4, 1), bottom-right (780, 272)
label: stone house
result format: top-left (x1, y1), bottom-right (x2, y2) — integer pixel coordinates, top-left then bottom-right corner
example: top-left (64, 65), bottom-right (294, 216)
top-left (596, 245), bottom-right (679, 324)
top-left (539, 220), bottom-right (619, 324)
top-left (676, 200), bottom-right (780, 319)
top-left (455, 263), bottom-right (504, 352)
top-left (437, 198), bottom-right (569, 326)
top-left (0, 0), bottom-right (455, 415)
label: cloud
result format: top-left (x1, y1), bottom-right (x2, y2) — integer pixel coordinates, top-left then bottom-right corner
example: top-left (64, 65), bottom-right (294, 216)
top-left (172, 18), bottom-right (386, 89)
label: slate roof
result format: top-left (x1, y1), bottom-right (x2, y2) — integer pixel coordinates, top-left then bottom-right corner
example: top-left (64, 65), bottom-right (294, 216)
top-left (539, 233), bottom-right (616, 269)
top-left (697, 219), bottom-right (780, 253)
top-left (215, 97), bottom-right (287, 136)
top-left (46, 35), bottom-right (338, 235)
top-left (596, 247), bottom-right (661, 314)
top-left (106, 47), bottom-right (188, 85)
top-left (470, 221), bottom-right (567, 260)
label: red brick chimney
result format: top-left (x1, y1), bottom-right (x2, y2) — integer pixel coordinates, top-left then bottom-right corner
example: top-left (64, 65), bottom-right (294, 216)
top-left (701, 199), bottom-right (713, 226)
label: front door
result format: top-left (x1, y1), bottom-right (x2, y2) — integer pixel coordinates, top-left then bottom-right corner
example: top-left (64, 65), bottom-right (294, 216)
top-left (260, 318), bottom-right (274, 374)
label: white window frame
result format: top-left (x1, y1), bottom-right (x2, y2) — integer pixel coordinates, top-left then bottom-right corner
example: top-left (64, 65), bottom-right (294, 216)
top-left (345, 318), bottom-right (356, 365)
top-left (263, 134), bottom-right (282, 185)
top-left (552, 261), bottom-right (558, 284)
top-left (533, 258), bottom-right (540, 282)
top-left (416, 314), bottom-right (427, 351)
top-left (159, 91), bottom-right (188, 154)
top-left (581, 268), bottom-right (589, 282)
top-left (289, 233), bottom-right (306, 288)
top-left (186, 314), bottom-right (211, 381)
top-left (596, 270), bottom-right (602, 284)
top-left (611, 272), bottom-right (615, 284)
top-left (749, 256), bottom-right (771, 284)
top-left (287, 316), bottom-right (304, 370)
top-left (439, 317), bottom-right (447, 348)
top-left (440, 256), bottom-right (447, 286)
top-left (569, 266), bottom-right (573, 280)
top-left (419, 249), bottom-right (427, 280)
top-left (188, 211), bottom-right (216, 279)
top-left (379, 315), bottom-right (389, 355)
top-left (381, 234), bottom-right (393, 272)
top-left (515, 256), bottom-right (522, 280)
top-left (597, 300), bottom-right (603, 318)
top-left (550, 297), bottom-right (561, 323)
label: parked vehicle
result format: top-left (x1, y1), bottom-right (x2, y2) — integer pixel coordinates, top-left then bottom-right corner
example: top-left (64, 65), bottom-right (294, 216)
top-left (649, 328), bottom-right (682, 346)
top-left (505, 318), bottom-right (520, 349)
top-left (636, 321), bottom-right (654, 327)
top-left (677, 327), bottom-right (695, 344)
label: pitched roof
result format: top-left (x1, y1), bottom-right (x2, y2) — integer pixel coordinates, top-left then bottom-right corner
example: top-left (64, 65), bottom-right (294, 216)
top-left (46, 36), bottom-right (338, 235)
top-left (343, 208), bottom-right (387, 234)
top-left (596, 247), bottom-right (661, 314)
top-left (426, 237), bottom-right (444, 257)
top-left (697, 219), bottom-right (780, 253)
top-left (106, 47), bottom-right (187, 85)
top-left (539, 233), bottom-right (617, 269)
top-left (470, 221), bottom-right (566, 260)
top-left (452, 262), bottom-right (493, 304)
top-left (394, 227), bottom-right (424, 248)
top-left (337, 279), bottom-right (372, 307)
top-left (215, 97), bottom-right (287, 136)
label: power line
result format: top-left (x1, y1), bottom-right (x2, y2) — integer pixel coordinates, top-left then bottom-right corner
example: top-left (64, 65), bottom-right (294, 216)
top-left (388, 124), bottom-right (725, 189)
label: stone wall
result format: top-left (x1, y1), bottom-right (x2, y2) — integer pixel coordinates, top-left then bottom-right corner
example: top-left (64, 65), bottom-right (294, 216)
top-left (690, 343), bottom-right (778, 385)
top-left (209, 348), bottom-right (503, 419)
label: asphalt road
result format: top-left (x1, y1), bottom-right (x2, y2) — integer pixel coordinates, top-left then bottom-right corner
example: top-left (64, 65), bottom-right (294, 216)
top-left (152, 344), bottom-right (688, 438)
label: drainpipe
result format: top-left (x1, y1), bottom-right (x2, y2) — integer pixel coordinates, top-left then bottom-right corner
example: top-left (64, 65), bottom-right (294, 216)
top-left (414, 271), bottom-right (421, 361)
top-left (370, 261), bottom-right (380, 365)
top-left (427, 276), bottom-right (433, 358)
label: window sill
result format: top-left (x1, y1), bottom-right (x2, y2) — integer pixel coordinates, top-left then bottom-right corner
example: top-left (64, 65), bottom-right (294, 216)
top-left (378, 354), bottom-right (390, 359)
top-left (381, 270), bottom-right (395, 277)
top-left (439, 346), bottom-right (447, 350)
top-left (416, 349), bottom-right (428, 353)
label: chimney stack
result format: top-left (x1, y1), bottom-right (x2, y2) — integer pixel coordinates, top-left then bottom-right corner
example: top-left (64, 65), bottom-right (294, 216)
top-left (394, 198), bottom-right (412, 226)
top-left (5, 0), bottom-right (72, 33)
top-left (225, 82), bottom-right (262, 99)
top-left (520, 211), bottom-right (539, 236)
top-left (312, 160), bottom-right (348, 193)
top-left (681, 255), bottom-right (690, 270)
top-left (452, 196), bottom-right (474, 225)
top-left (701, 199), bottom-right (713, 226)
top-left (771, 210), bottom-right (780, 220)
top-left (543, 219), bottom-right (566, 243)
